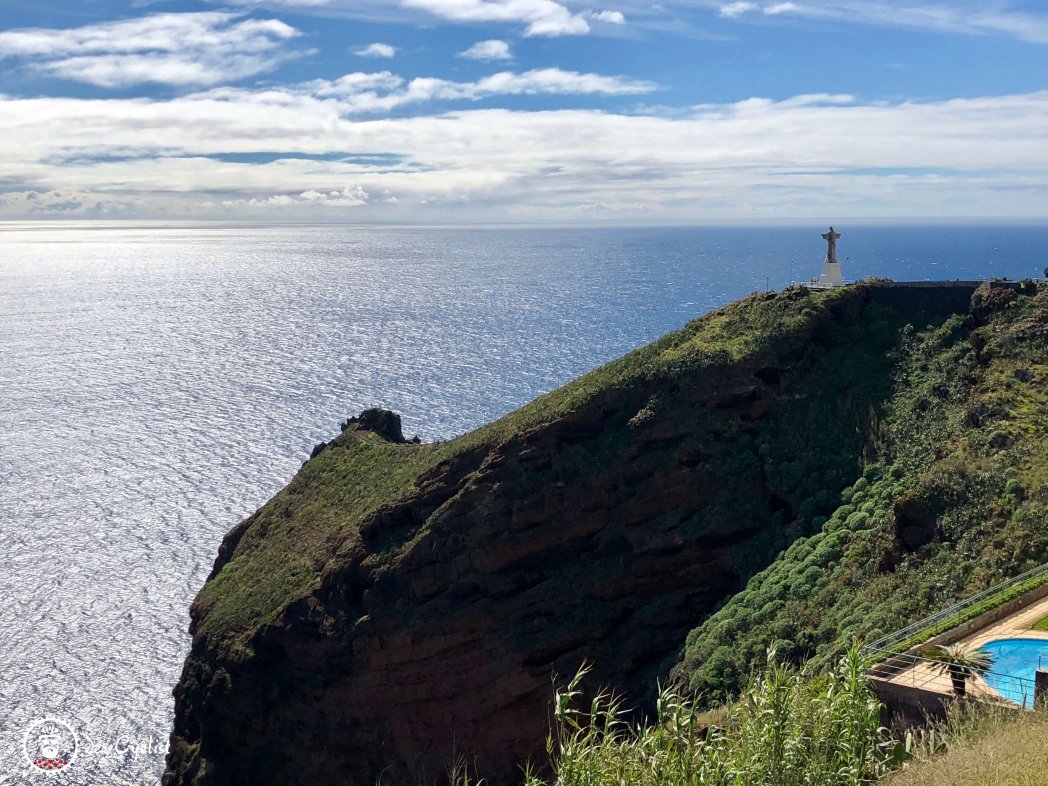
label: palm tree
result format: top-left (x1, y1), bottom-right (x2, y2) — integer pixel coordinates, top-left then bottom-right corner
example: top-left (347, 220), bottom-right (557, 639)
top-left (923, 643), bottom-right (994, 697)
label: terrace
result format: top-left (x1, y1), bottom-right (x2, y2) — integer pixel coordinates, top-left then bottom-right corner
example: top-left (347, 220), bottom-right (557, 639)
top-left (864, 563), bottom-right (1048, 709)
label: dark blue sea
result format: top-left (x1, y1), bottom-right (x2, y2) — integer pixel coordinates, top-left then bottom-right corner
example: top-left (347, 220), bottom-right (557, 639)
top-left (1, 221), bottom-right (1046, 783)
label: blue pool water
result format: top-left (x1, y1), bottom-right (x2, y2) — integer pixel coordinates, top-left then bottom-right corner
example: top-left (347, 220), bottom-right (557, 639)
top-left (979, 638), bottom-right (1048, 707)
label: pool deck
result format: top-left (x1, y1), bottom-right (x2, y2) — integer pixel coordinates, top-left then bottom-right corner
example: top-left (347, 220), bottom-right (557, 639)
top-left (882, 592), bottom-right (1048, 701)
top-left (956, 593), bottom-right (1048, 649)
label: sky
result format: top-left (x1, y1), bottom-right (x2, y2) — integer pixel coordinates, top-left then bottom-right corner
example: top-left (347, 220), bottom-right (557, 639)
top-left (2, 0), bottom-right (1048, 221)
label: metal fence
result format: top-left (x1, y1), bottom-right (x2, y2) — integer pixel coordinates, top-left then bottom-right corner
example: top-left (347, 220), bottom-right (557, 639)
top-left (865, 647), bottom-right (1036, 708)
top-left (863, 562), bottom-right (1048, 655)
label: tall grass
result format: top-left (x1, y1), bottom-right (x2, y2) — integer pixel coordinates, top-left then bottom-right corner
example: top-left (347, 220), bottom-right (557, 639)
top-left (448, 645), bottom-right (1037, 786)
top-left (519, 644), bottom-right (892, 786)
top-left (886, 701), bottom-right (1046, 786)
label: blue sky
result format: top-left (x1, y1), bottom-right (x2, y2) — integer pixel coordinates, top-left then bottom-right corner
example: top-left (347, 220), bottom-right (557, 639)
top-left (2, 0), bottom-right (1048, 220)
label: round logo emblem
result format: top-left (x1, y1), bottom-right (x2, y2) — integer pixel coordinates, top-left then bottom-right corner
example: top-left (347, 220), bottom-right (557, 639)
top-left (23, 717), bottom-right (78, 772)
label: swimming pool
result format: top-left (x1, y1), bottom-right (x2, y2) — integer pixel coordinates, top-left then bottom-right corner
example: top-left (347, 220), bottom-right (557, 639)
top-left (978, 638), bottom-right (1048, 707)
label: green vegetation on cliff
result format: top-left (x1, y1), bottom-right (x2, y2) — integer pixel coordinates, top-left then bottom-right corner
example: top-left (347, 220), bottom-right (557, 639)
top-left (676, 280), bottom-right (1048, 701)
top-left (195, 283), bottom-right (886, 650)
top-left (198, 434), bottom-right (440, 646)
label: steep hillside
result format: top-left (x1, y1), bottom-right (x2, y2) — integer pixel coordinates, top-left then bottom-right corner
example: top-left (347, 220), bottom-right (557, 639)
top-left (676, 280), bottom-right (1048, 700)
top-left (164, 283), bottom-right (982, 786)
top-left (886, 709), bottom-right (1048, 786)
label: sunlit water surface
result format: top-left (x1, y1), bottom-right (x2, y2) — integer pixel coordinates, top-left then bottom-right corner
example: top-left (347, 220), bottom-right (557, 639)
top-left (980, 638), bottom-right (1048, 707)
top-left (1, 221), bottom-right (1045, 784)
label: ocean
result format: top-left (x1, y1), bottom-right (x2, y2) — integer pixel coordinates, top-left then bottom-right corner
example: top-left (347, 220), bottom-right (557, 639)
top-left (1, 221), bottom-right (1045, 783)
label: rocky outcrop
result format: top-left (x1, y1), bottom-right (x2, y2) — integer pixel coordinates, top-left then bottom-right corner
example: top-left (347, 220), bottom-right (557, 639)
top-left (165, 284), bottom-right (978, 786)
top-left (342, 407), bottom-right (409, 443)
top-left (893, 492), bottom-right (940, 552)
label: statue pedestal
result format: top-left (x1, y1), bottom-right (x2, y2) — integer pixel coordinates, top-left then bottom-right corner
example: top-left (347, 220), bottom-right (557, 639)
top-left (816, 261), bottom-right (845, 288)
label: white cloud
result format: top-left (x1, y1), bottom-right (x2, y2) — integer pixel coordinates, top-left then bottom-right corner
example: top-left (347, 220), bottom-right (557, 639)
top-left (762, 2), bottom-right (798, 14)
top-left (0, 12), bottom-right (301, 88)
top-left (719, 2), bottom-right (758, 18)
top-left (469, 67), bottom-right (653, 95)
top-left (458, 39), bottom-right (513, 59)
top-left (290, 67), bottom-right (656, 112)
top-left (463, 68), bottom-right (653, 95)
top-left (217, 0), bottom-right (592, 34)
top-left (306, 71), bottom-right (405, 95)
top-left (718, 1), bottom-right (798, 18)
top-left (590, 10), bottom-right (627, 24)
top-left (221, 185), bottom-right (370, 207)
top-left (357, 42), bottom-right (397, 57)
top-left (401, 0), bottom-right (590, 36)
top-left (708, 1), bottom-right (1048, 44)
top-left (302, 185), bottom-right (369, 204)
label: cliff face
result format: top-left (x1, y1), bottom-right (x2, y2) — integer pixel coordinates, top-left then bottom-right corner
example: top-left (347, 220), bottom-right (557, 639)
top-left (164, 284), bottom-right (977, 786)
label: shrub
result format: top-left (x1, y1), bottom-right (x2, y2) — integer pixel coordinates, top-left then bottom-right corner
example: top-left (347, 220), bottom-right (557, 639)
top-left (972, 286), bottom-right (1018, 321)
top-left (846, 511), bottom-right (870, 529)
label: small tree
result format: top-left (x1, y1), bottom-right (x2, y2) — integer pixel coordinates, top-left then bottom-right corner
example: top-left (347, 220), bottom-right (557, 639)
top-left (924, 643), bottom-right (994, 697)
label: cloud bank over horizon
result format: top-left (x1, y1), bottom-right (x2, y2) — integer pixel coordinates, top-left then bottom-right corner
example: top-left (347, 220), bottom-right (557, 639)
top-left (2, 1), bottom-right (1048, 220)
top-left (6, 88), bottom-right (1048, 220)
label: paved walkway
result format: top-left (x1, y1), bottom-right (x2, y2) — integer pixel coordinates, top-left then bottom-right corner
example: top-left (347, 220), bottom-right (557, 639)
top-left (959, 593), bottom-right (1048, 649)
top-left (881, 593), bottom-right (1048, 702)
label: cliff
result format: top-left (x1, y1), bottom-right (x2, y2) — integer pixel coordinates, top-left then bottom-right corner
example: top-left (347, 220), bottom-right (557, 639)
top-left (164, 282), bottom-right (992, 786)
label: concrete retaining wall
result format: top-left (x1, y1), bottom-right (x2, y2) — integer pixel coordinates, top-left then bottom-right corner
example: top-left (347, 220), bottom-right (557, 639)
top-left (870, 678), bottom-right (953, 727)
top-left (866, 280), bottom-right (983, 289)
top-left (909, 579), bottom-right (1048, 655)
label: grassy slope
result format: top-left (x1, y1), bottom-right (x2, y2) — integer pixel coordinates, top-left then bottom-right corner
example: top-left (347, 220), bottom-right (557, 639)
top-left (194, 285), bottom-right (863, 649)
top-left (196, 433), bottom-right (441, 644)
top-left (888, 711), bottom-right (1048, 786)
top-left (676, 282), bottom-right (1048, 701)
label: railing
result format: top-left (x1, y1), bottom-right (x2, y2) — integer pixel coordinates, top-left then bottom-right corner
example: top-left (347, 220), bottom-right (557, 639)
top-left (865, 648), bottom-right (1036, 708)
top-left (864, 562), bottom-right (1048, 655)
